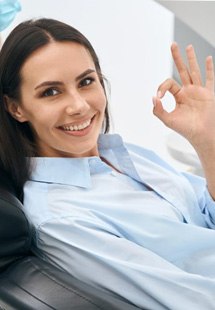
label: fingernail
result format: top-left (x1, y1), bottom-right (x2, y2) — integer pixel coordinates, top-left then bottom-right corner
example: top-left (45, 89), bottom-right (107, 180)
top-left (171, 42), bottom-right (178, 49)
top-left (157, 91), bottom-right (162, 98)
top-left (152, 97), bottom-right (157, 107)
top-left (186, 44), bottom-right (193, 51)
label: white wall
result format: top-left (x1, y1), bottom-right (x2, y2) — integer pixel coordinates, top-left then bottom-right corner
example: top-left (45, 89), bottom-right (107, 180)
top-left (2, 0), bottom-right (176, 164)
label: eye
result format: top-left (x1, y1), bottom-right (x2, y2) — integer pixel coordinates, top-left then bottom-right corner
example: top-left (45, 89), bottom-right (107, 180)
top-left (79, 77), bottom-right (95, 88)
top-left (42, 88), bottom-right (60, 97)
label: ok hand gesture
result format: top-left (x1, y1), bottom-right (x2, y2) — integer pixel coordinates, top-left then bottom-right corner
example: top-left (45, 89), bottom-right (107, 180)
top-left (153, 43), bottom-right (215, 151)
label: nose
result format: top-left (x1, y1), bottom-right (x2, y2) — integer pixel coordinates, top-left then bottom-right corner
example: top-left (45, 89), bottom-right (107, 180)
top-left (65, 91), bottom-right (90, 115)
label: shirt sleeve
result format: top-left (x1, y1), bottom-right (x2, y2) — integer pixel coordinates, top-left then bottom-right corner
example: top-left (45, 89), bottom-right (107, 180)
top-left (182, 171), bottom-right (215, 228)
top-left (34, 214), bottom-right (215, 310)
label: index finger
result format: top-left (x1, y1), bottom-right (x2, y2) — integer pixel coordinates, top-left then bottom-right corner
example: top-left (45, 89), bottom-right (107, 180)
top-left (171, 42), bottom-right (191, 86)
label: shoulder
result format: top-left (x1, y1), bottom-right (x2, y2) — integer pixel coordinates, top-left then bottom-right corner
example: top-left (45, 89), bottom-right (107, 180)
top-left (124, 141), bottom-right (180, 175)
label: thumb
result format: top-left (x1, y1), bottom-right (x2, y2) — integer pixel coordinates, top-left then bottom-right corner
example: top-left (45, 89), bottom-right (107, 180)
top-left (152, 96), bottom-right (171, 126)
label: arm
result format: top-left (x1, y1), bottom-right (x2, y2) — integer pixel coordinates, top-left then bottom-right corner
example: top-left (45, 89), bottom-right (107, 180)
top-left (153, 43), bottom-right (215, 199)
top-left (35, 215), bottom-right (215, 310)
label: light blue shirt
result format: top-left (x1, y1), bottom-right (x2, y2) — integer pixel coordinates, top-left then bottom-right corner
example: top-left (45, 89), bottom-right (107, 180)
top-left (23, 134), bottom-right (215, 310)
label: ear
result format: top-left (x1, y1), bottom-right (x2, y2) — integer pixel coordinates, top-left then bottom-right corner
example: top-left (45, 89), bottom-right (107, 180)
top-left (4, 95), bottom-right (28, 123)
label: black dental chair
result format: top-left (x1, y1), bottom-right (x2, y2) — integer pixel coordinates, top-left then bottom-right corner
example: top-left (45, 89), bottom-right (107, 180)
top-left (0, 170), bottom-right (141, 310)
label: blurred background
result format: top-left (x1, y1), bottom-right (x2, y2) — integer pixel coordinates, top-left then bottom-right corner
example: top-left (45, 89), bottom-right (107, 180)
top-left (1, 0), bottom-right (214, 174)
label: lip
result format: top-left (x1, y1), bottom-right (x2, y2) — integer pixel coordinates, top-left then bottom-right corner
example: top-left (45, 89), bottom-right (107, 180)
top-left (57, 114), bottom-right (96, 137)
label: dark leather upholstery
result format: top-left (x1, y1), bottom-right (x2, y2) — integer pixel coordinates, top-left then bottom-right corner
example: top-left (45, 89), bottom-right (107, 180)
top-left (0, 188), bottom-right (31, 272)
top-left (0, 172), bottom-right (141, 310)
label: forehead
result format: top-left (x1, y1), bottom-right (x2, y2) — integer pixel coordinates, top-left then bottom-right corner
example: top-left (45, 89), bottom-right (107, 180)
top-left (20, 41), bottom-right (95, 83)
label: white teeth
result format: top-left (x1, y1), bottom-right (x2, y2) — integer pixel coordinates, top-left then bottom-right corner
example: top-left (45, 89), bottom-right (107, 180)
top-left (62, 119), bottom-right (91, 131)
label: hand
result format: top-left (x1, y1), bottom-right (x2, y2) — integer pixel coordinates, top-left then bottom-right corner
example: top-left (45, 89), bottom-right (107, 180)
top-left (153, 43), bottom-right (215, 151)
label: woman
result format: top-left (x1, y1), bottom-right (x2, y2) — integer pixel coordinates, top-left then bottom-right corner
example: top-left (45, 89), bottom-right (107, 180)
top-left (1, 18), bottom-right (215, 309)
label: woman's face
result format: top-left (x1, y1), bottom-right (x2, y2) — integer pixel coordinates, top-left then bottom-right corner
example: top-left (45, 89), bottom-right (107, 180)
top-left (12, 41), bottom-right (107, 157)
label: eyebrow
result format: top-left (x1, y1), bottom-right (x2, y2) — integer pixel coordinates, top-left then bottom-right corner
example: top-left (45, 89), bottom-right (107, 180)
top-left (34, 68), bottom-right (96, 90)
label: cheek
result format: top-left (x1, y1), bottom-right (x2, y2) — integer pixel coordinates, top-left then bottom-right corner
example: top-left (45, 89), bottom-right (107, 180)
top-left (24, 107), bottom-right (55, 132)
top-left (27, 117), bottom-right (49, 139)
top-left (95, 89), bottom-right (107, 111)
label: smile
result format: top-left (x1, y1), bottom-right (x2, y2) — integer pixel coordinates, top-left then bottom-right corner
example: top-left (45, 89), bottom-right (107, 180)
top-left (61, 119), bottom-right (91, 131)
top-left (58, 116), bottom-right (94, 137)
top-left (60, 117), bottom-right (94, 132)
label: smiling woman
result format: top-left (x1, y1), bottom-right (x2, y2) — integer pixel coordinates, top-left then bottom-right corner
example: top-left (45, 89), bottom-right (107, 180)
top-left (1, 17), bottom-right (215, 310)
top-left (0, 18), bottom-right (110, 196)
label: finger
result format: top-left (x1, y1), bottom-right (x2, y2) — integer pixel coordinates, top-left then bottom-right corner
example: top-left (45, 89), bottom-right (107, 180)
top-left (171, 42), bottom-right (191, 85)
top-left (152, 97), bottom-right (172, 127)
top-left (157, 78), bottom-right (181, 99)
top-left (205, 56), bottom-right (214, 92)
top-left (186, 45), bottom-right (202, 85)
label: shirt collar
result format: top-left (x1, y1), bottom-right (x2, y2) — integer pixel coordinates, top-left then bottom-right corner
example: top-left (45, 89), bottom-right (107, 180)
top-left (30, 134), bottom-right (138, 188)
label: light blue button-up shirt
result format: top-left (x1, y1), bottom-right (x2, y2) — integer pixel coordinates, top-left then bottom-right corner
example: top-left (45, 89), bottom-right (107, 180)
top-left (23, 134), bottom-right (215, 310)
